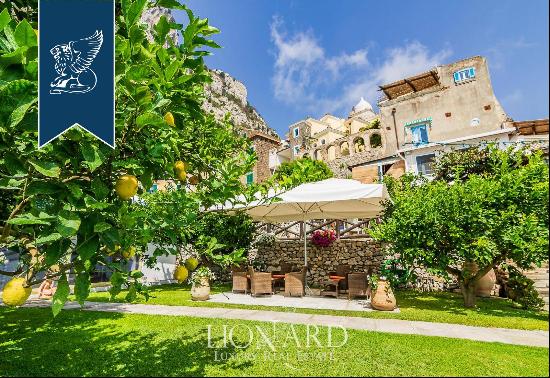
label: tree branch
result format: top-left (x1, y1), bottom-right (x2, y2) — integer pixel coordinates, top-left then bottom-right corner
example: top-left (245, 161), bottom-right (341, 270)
top-left (0, 267), bottom-right (23, 277)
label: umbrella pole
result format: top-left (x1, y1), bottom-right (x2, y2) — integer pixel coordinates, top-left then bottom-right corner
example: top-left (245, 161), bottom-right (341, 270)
top-left (303, 218), bottom-right (312, 296)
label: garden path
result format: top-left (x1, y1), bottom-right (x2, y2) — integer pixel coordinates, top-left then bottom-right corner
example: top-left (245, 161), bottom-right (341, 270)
top-left (18, 298), bottom-right (549, 348)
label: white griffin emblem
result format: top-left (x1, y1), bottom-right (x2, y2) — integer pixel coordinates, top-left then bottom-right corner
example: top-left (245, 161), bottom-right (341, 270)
top-left (49, 30), bottom-right (103, 94)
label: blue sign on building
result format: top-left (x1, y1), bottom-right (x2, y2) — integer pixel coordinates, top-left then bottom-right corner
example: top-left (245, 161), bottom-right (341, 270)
top-left (38, 0), bottom-right (115, 148)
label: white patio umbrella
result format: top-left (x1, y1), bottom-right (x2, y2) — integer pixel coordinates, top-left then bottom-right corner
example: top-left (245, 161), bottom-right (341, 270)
top-left (218, 178), bottom-right (390, 267)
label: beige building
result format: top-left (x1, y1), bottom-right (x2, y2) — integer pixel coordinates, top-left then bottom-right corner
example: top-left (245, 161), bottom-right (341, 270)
top-left (272, 97), bottom-right (390, 178)
top-left (348, 56), bottom-right (549, 181)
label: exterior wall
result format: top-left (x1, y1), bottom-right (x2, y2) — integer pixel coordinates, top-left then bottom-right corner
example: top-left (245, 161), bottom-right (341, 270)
top-left (251, 134), bottom-right (280, 183)
top-left (379, 56), bottom-right (509, 152)
top-left (255, 239), bottom-right (385, 286)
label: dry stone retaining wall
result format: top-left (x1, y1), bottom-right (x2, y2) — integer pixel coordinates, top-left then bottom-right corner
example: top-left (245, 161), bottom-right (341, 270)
top-left (255, 239), bottom-right (385, 286)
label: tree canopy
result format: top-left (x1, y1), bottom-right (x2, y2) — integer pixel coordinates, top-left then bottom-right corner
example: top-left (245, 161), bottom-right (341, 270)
top-left (0, 0), bottom-right (255, 313)
top-left (371, 146), bottom-right (549, 307)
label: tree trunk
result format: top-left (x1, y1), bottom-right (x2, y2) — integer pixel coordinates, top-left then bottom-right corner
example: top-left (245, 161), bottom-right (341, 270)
top-left (460, 281), bottom-right (477, 308)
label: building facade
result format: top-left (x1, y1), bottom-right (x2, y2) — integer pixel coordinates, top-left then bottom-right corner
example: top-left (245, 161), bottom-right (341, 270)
top-left (273, 56), bottom-right (549, 182)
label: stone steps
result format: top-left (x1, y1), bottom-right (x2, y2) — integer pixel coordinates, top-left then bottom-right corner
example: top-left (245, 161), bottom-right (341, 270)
top-left (523, 262), bottom-right (549, 311)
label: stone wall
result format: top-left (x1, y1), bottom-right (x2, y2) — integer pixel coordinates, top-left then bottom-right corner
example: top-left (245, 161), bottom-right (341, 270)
top-left (250, 133), bottom-right (280, 183)
top-left (255, 239), bottom-right (384, 286)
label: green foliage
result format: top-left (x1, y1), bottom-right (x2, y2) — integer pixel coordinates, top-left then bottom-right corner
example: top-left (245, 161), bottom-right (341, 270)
top-left (506, 265), bottom-right (545, 311)
top-left (0, 0), bottom-right (37, 25)
top-left (266, 157), bottom-right (333, 190)
top-left (0, 1), bottom-right (255, 311)
top-left (380, 257), bottom-right (417, 288)
top-left (372, 146), bottom-right (549, 307)
top-left (192, 211), bottom-right (255, 255)
top-left (195, 235), bottom-right (247, 269)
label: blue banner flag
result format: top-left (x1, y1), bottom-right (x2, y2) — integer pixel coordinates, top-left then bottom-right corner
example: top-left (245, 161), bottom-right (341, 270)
top-left (39, 0), bottom-right (115, 148)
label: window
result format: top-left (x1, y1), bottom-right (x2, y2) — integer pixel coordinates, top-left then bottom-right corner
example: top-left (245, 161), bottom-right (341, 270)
top-left (410, 124), bottom-right (429, 145)
top-left (245, 172), bottom-right (254, 185)
top-left (148, 183), bottom-right (158, 193)
top-left (293, 145), bottom-right (300, 155)
top-left (293, 127), bottom-right (300, 138)
top-left (370, 133), bottom-right (382, 148)
top-left (416, 154), bottom-right (436, 176)
top-left (321, 139), bottom-right (326, 145)
top-left (453, 67), bottom-right (475, 83)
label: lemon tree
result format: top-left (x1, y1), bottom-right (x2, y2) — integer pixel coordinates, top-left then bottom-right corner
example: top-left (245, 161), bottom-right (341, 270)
top-left (0, 0), bottom-right (255, 311)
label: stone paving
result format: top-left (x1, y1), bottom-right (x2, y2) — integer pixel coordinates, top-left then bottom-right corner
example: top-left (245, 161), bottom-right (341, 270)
top-left (207, 292), bottom-right (399, 312)
top-left (16, 298), bottom-right (549, 348)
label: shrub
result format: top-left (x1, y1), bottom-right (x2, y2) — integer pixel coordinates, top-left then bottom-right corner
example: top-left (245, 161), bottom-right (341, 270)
top-left (506, 266), bottom-right (545, 310)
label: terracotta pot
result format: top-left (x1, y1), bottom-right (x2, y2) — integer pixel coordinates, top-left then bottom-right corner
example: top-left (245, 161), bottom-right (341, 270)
top-left (476, 269), bottom-right (496, 297)
top-left (191, 277), bottom-right (210, 301)
top-left (370, 279), bottom-right (396, 311)
top-left (462, 262), bottom-right (496, 297)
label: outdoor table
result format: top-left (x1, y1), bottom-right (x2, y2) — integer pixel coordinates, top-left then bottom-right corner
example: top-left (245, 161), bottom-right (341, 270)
top-left (321, 276), bottom-right (346, 298)
top-left (271, 273), bottom-right (286, 292)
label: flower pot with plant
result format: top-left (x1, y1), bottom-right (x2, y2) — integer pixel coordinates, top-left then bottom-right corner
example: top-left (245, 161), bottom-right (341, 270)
top-left (311, 229), bottom-right (337, 247)
top-left (190, 267), bottom-right (215, 301)
top-left (369, 274), bottom-right (397, 311)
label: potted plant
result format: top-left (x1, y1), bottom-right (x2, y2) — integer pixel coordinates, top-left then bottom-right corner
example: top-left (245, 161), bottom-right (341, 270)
top-left (311, 229), bottom-right (337, 247)
top-left (190, 267), bottom-right (215, 301)
top-left (369, 274), bottom-right (397, 311)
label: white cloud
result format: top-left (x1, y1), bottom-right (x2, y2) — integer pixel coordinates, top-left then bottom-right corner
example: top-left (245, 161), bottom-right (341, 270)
top-left (270, 18), bottom-right (452, 117)
top-left (486, 37), bottom-right (536, 70)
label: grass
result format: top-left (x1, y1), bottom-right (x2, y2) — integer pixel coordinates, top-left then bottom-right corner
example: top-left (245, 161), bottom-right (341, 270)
top-left (79, 284), bottom-right (549, 331)
top-left (0, 307), bottom-right (548, 377)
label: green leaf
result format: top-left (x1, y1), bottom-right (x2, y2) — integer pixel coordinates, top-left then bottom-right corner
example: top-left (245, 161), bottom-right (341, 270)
top-left (7, 214), bottom-right (51, 225)
top-left (56, 210), bottom-right (81, 237)
top-left (52, 274), bottom-right (70, 317)
top-left (14, 19), bottom-right (38, 47)
top-left (136, 112), bottom-right (165, 128)
top-left (109, 271), bottom-right (125, 299)
top-left (154, 16), bottom-right (170, 44)
top-left (36, 233), bottom-right (63, 245)
top-left (77, 235), bottom-right (99, 261)
top-left (0, 9), bottom-right (11, 30)
top-left (27, 181), bottom-right (63, 195)
top-left (29, 160), bottom-right (61, 178)
top-left (91, 178), bottom-right (109, 200)
top-left (125, 0), bottom-right (148, 27)
top-left (74, 272), bottom-right (91, 306)
top-left (125, 283), bottom-right (137, 302)
top-left (81, 144), bottom-right (105, 172)
top-left (44, 239), bottom-right (71, 266)
top-left (93, 222), bottom-right (111, 233)
top-left (157, 0), bottom-right (186, 9)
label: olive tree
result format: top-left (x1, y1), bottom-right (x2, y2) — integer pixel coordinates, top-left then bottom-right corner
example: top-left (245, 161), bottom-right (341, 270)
top-left (371, 147), bottom-right (549, 307)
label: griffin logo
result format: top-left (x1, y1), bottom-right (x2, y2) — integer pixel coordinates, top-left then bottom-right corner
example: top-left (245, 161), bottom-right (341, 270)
top-left (49, 30), bottom-right (103, 94)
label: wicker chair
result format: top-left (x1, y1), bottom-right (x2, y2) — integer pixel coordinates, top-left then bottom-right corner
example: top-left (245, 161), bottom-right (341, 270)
top-left (231, 267), bottom-right (248, 294)
top-left (347, 272), bottom-right (370, 300)
top-left (273, 262), bottom-right (295, 292)
top-left (248, 267), bottom-right (273, 296)
top-left (329, 264), bottom-right (351, 292)
top-left (285, 266), bottom-right (307, 297)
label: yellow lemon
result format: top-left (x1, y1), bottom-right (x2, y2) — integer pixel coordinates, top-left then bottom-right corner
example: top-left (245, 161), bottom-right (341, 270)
top-left (174, 161), bottom-right (187, 181)
top-left (1, 278), bottom-right (32, 307)
top-left (173, 266), bottom-right (189, 283)
top-left (164, 112), bottom-right (175, 127)
top-left (115, 174), bottom-right (138, 200)
top-left (122, 246), bottom-right (136, 259)
top-left (184, 257), bottom-right (199, 271)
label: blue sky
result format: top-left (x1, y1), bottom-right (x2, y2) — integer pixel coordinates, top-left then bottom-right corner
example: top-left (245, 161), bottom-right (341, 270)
top-left (177, 1), bottom-right (549, 137)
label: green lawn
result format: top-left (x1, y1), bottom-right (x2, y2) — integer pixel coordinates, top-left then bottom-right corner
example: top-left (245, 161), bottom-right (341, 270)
top-left (0, 307), bottom-right (547, 377)
top-left (79, 284), bottom-right (549, 331)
